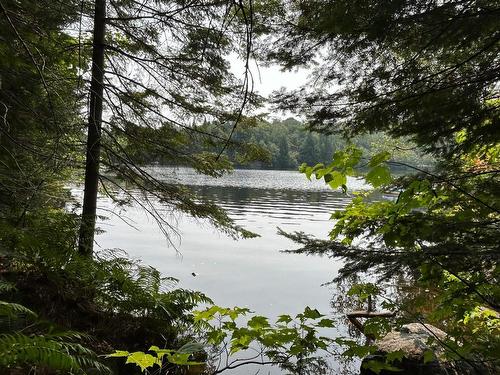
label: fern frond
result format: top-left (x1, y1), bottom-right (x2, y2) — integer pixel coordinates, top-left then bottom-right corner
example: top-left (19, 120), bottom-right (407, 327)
top-left (0, 301), bottom-right (37, 333)
top-left (0, 333), bottom-right (111, 374)
top-left (47, 330), bottom-right (93, 343)
top-left (167, 289), bottom-right (214, 307)
top-left (0, 301), bottom-right (37, 319)
top-left (0, 333), bottom-right (79, 370)
top-left (0, 280), bottom-right (16, 293)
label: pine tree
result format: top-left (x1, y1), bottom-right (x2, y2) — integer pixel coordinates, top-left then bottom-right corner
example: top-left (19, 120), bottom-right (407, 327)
top-left (275, 135), bottom-right (291, 169)
top-left (299, 133), bottom-right (317, 165)
top-left (0, 0), bottom-right (81, 225)
top-left (264, 0), bottom-right (500, 366)
top-left (262, 0), bottom-right (499, 156)
top-left (77, 0), bottom-right (257, 254)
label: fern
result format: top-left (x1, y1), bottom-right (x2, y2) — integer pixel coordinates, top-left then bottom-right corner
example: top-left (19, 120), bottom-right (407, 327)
top-left (0, 333), bottom-right (109, 373)
top-left (89, 250), bottom-right (213, 321)
top-left (0, 301), bottom-right (110, 374)
top-left (0, 300), bottom-right (37, 333)
top-left (0, 280), bottom-right (16, 293)
top-left (0, 300), bottom-right (37, 319)
top-left (1, 211), bottom-right (213, 369)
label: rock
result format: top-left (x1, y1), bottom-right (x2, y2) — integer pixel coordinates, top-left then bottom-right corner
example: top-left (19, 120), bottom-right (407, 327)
top-left (375, 322), bottom-right (446, 360)
top-left (360, 323), bottom-right (493, 375)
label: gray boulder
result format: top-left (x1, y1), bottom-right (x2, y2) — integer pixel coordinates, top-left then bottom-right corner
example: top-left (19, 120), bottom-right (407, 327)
top-left (376, 323), bottom-right (446, 360)
top-left (360, 323), bottom-right (491, 375)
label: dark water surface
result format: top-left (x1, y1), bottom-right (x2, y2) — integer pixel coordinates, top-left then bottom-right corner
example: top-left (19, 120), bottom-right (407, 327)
top-left (90, 167), bottom-right (367, 373)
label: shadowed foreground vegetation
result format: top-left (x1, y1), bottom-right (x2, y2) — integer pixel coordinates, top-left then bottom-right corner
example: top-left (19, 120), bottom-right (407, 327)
top-left (0, 0), bottom-right (498, 374)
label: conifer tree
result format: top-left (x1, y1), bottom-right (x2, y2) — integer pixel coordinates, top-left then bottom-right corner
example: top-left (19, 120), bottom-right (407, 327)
top-left (276, 135), bottom-right (291, 169)
top-left (264, 0), bottom-right (499, 366)
top-left (77, 0), bottom-right (257, 254)
top-left (261, 0), bottom-right (499, 156)
top-left (0, 0), bottom-right (81, 225)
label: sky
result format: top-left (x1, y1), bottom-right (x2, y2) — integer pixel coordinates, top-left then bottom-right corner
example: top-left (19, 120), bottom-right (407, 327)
top-left (229, 54), bottom-right (309, 96)
top-left (229, 56), bottom-right (311, 119)
top-left (246, 61), bottom-right (310, 97)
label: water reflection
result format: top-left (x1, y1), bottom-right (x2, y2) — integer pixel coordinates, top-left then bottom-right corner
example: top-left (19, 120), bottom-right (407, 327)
top-left (189, 184), bottom-right (350, 225)
top-left (93, 167), bottom-right (367, 374)
top-left (94, 167), bottom-right (368, 314)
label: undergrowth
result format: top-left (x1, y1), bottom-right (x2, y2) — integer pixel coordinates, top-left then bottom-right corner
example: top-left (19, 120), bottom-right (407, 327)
top-left (0, 209), bottom-right (210, 373)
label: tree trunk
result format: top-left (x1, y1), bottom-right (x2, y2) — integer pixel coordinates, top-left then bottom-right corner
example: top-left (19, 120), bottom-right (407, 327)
top-left (78, 0), bottom-right (106, 255)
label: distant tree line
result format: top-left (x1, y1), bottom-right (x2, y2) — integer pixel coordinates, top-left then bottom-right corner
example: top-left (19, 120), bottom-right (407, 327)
top-left (127, 117), bottom-right (435, 170)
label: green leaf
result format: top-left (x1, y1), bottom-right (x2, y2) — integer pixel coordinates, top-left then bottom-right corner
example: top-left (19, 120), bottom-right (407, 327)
top-left (362, 359), bottom-right (402, 374)
top-left (423, 349), bottom-right (435, 364)
top-left (312, 163), bottom-right (325, 173)
top-left (369, 151), bottom-right (391, 167)
top-left (227, 306), bottom-right (251, 320)
top-left (347, 283), bottom-right (380, 301)
top-left (193, 305), bottom-right (220, 321)
top-left (386, 350), bottom-right (405, 363)
top-left (125, 352), bottom-right (158, 372)
top-left (165, 352), bottom-right (204, 365)
top-left (248, 316), bottom-right (270, 330)
top-left (230, 334), bottom-right (254, 353)
top-left (302, 306), bottom-right (323, 320)
top-left (304, 166), bottom-right (314, 180)
top-left (206, 329), bottom-right (227, 345)
top-left (289, 343), bottom-right (304, 355)
top-left (178, 342), bottom-right (204, 354)
top-left (148, 346), bottom-right (174, 360)
top-left (277, 314), bottom-right (292, 324)
top-left (317, 318), bottom-right (335, 328)
top-left (365, 165), bottom-right (391, 187)
top-left (327, 171), bottom-right (347, 189)
top-left (331, 151), bottom-right (345, 167)
top-left (106, 350), bottom-right (130, 358)
top-left (339, 340), bottom-right (377, 358)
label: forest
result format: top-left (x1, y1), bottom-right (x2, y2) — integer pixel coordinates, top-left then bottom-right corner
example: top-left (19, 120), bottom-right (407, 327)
top-left (0, 1), bottom-right (498, 375)
top-left (130, 117), bottom-right (435, 170)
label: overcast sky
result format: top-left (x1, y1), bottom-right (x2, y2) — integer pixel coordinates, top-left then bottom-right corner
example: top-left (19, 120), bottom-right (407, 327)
top-left (229, 56), bottom-right (310, 119)
top-left (248, 61), bottom-right (309, 97)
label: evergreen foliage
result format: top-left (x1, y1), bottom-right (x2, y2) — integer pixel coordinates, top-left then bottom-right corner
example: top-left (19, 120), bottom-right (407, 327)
top-left (0, 300), bottom-right (109, 374)
top-left (179, 117), bottom-right (433, 170)
top-left (0, 0), bottom-right (499, 373)
top-left (254, 0), bottom-right (500, 371)
top-left (0, 0), bottom-right (81, 227)
top-left (0, 1), bottom-right (260, 372)
top-left (76, 0), bottom-right (260, 253)
top-left (260, 0), bottom-right (499, 157)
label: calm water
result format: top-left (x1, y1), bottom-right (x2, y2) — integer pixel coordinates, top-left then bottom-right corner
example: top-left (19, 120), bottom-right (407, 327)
top-left (89, 167), bottom-right (368, 373)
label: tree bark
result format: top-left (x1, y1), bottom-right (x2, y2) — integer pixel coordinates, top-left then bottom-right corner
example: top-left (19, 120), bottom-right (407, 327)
top-left (78, 0), bottom-right (106, 255)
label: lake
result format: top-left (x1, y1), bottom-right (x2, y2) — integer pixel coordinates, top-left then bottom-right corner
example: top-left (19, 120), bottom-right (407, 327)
top-left (89, 167), bottom-right (368, 373)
